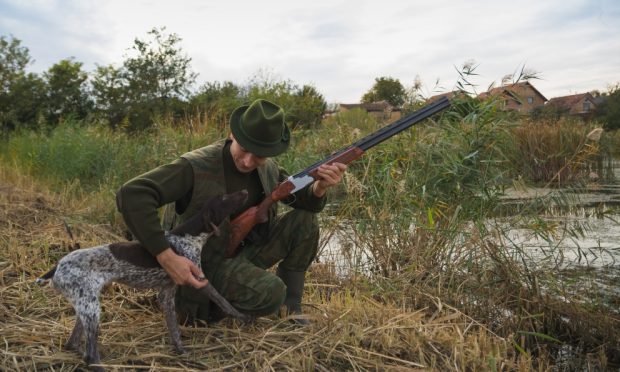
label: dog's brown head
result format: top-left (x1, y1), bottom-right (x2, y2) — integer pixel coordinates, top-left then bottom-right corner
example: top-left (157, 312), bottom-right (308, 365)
top-left (200, 190), bottom-right (248, 234)
top-left (169, 190), bottom-right (248, 237)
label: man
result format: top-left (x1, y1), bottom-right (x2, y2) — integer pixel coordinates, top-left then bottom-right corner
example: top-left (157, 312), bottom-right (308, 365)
top-left (116, 98), bottom-right (346, 324)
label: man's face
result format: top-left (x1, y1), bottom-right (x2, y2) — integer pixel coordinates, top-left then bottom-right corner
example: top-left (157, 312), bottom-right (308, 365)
top-left (230, 137), bottom-right (268, 173)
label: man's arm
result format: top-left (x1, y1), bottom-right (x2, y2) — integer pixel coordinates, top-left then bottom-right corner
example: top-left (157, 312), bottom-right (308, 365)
top-left (116, 158), bottom-right (207, 288)
top-left (155, 248), bottom-right (208, 288)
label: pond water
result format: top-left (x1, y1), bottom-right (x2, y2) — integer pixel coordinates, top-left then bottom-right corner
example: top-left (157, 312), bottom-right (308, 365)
top-left (499, 160), bottom-right (620, 269)
top-left (318, 160), bottom-right (620, 279)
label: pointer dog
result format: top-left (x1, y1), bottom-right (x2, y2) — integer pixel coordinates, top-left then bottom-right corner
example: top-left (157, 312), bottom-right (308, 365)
top-left (38, 190), bottom-right (249, 371)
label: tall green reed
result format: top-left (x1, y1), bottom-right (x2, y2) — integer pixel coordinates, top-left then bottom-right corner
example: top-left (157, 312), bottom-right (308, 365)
top-left (0, 87), bottom-right (616, 366)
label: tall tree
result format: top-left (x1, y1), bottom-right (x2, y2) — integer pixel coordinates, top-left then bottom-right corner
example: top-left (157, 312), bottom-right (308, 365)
top-left (0, 35), bottom-right (31, 94)
top-left (124, 27), bottom-right (197, 116)
top-left (44, 58), bottom-right (92, 124)
top-left (361, 76), bottom-right (406, 107)
top-left (4, 73), bottom-right (46, 131)
top-left (1, 35), bottom-right (42, 133)
top-left (91, 64), bottom-right (128, 129)
top-left (91, 27), bottom-right (197, 130)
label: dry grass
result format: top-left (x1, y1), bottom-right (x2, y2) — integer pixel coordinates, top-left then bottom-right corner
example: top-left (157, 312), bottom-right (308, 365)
top-left (0, 167), bottom-right (534, 371)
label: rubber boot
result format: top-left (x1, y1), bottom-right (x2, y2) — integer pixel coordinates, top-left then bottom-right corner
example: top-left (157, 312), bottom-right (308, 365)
top-left (276, 267), bottom-right (310, 325)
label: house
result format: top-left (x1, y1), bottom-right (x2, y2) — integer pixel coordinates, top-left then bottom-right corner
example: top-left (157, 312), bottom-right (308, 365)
top-left (427, 91), bottom-right (457, 103)
top-left (427, 91), bottom-right (468, 103)
top-left (546, 92), bottom-right (597, 120)
top-left (478, 81), bottom-right (547, 114)
top-left (338, 100), bottom-right (401, 121)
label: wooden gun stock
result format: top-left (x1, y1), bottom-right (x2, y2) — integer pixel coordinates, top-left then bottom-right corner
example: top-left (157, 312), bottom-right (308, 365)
top-left (225, 147), bottom-right (364, 258)
top-left (226, 180), bottom-right (295, 258)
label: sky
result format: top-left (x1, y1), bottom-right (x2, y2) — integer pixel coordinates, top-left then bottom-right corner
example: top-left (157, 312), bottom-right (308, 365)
top-left (1, 0), bottom-right (619, 104)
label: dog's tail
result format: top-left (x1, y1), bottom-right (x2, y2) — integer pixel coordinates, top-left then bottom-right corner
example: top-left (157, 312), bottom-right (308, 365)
top-left (35, 265), bottom-right (57, 285)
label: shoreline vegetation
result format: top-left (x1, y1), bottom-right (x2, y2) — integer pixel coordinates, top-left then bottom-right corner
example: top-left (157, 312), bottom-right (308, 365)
top-left (1, 95), bottom-right (620, 370)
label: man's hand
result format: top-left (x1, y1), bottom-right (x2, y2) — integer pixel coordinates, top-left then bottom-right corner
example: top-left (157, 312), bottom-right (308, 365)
top-left (312, 162), bottom-right (347, 197)
top-left (156, 248), bottom-right (208, 289)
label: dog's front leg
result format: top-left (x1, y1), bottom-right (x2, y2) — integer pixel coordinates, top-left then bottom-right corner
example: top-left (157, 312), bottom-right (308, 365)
top-left (158, 285), bottom-right (186, 354)
top-left (81, 310), bottom-right (103, 372)
top-left (200, 282), bottom-right (251, 322)
top-left (64, 317), bottom-right (84, 352)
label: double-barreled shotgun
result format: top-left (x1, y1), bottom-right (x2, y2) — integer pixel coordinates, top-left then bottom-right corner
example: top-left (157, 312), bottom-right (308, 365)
top-left (226, 96), bottom-right (451, 258)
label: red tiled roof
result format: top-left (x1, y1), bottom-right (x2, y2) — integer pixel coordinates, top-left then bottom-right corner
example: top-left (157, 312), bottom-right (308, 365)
top-left (478, 81), bottom-right (548, 101)
top-left (547, 93), bottom-right (594, 110)
top-left (427, 91), bottom-right (469, 103)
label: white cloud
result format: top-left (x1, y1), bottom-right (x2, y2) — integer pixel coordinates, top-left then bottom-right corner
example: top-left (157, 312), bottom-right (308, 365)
top-left (1, 0), bottom-right (618, 102)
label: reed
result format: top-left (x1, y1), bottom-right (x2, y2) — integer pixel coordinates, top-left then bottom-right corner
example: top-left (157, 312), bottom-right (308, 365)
top-left (510, 119), bottom-right (607, 185)
top-left (0, 95), bottom-right (617, 369)
top-left (0, 178), bottom-right (532, 371)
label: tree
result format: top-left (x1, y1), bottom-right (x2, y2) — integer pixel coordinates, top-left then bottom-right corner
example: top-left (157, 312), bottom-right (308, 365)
top-left (3, 73), bottom-right (46, 131)
top-left (44, 58), bottom-right (92, 125)
top-left (245, 72), bottom-right (327, 129)
top-left (361, 76), bottom-right (406, 107)
top-left (596, 83), bottom-right (620, 130)
top-left (191, 81), bottom-right (243, 125)
top-left (91, 27), bottom-right (198, 130)
top-left (124, 27), bottom-right (197, 126)
top-left (288, 85), bottom-right (326, 129)
top-left (1, 35), bottom-right (41, 133)
top-left (91, 64), bottom-right (128, 129)
top-left (0, 35), bottom-right (31, 94)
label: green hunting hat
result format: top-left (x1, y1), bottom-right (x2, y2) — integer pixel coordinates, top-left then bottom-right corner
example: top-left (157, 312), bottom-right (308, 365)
top-left (230, 99), bottom-right (290, 157)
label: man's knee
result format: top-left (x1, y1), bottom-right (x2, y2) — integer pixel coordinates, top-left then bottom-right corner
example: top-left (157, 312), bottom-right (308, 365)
top-left (290, 209), bottom-right (319, 232)
top-left (242, 275), bottom-right (286, 316)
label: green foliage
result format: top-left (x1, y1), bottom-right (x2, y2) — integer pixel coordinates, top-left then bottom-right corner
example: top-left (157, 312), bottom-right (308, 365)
top-left (124, 27), bottom-right (197, 102)
top-left (1, 72), bottom-right (46, 132)
top-left (596, 83), bottom-right (620, 130)
top-left (190, 81), bottom-right (243, 125)
top-left (287, 85), bottom-right (326, 129)
top-left (91, 64), bottom-right (128, 129)
top-left (44, 58), bottom-right (92, 125)
top-left (0, 35), bottom-right (31, 93)
top-left (91, 27), bottom-right (197, 131)
top-left (0, 120), bottom-right (226, 192)
top-left (361, 76), bottom-right (406, 107)
top-left (1, 30), bottom-right (327, 133)
top-left (191, 72), bottom-right (327, 129)
top-left (0, 35), bottom-right (42, 133)
top-left (246, 73), bottom-right (326, 129)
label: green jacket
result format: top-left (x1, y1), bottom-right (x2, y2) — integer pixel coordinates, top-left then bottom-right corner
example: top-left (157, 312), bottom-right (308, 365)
top-left (116, 139), bottom-right (326, 257)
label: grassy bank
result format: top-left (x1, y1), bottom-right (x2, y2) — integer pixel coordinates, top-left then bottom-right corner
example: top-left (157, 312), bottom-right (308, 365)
top-left (0, 166), bottom-right (532, 371)
top-left (1, 100), bottom-right (619, 370)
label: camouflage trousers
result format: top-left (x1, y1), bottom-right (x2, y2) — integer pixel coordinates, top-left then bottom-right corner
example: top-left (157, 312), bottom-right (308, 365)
top-left (175, 209), bottom-right (319, 321)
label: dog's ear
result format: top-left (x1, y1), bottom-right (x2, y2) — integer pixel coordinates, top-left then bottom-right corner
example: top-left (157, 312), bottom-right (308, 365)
top-left (201, 196), bottom-right (226, 228)
top-left (201, 207), bottom-right (216, 231)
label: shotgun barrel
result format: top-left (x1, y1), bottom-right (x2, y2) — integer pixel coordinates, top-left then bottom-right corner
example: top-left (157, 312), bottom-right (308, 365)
top-left (225, 96), bottom-right (451, 257)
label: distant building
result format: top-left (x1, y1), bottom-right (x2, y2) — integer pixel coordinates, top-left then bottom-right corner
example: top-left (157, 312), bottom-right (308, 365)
top-left (338, 100), bottom-right (401, 121)
top-left (478, 81), bottom-right (547, 114)
top-left (427, 91), bottom-right (468, 103)
top-left (546, 92), bottom-right (597, 120)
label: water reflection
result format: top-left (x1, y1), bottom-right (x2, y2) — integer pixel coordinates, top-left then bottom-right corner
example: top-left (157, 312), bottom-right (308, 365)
top-left (318, 160), bottom-right (620, 275)
top-left (498, 160), bottom-right (620, 269)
